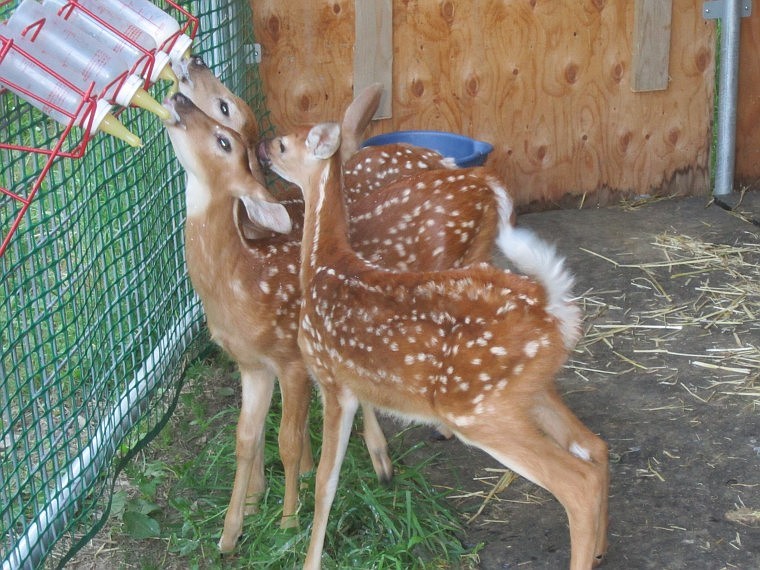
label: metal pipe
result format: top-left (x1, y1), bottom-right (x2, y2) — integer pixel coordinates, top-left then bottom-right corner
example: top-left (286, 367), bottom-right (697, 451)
top-left (713, 0), bottom-right (743, 196)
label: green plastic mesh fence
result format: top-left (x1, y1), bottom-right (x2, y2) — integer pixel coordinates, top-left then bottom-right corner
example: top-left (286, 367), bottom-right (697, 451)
top-left (0, 1), bottom-right (274, 567)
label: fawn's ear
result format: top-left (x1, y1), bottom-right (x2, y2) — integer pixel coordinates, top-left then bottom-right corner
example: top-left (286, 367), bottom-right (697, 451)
top-left (233, 199), bottom-right (270, 240)
top-left (340, 83), bottom-right (382, 163)
top-left (232, 178), bottom-right (292, 237)
top-left (238, 195), bottom-right (292, 235)
top-left (306, 123), bottom-right (341, 160)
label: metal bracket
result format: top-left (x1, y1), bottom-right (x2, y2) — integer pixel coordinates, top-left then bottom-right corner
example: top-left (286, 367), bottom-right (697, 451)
top-left (244, 43), bottom-right (262, 65)
top-left (703, 0), bottom-right (752, 19)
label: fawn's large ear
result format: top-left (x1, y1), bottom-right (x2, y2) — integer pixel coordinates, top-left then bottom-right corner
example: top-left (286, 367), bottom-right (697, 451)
top-left (306, 123), bottom-right (341, 160)
top-left (340, 83), bottom-right (382, 163)
top-left (238, 195), bottom-right (292, 235)
top-left (232, 178), bottom-right (292, 236)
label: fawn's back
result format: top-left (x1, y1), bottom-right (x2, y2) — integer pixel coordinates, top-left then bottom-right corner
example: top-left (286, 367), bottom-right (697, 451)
top-left (300, 263), bottom-right (567, 425)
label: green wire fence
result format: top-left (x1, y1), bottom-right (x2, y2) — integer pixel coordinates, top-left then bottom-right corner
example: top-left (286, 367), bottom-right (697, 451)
top-left (0, 1), bottom-right (274, 567)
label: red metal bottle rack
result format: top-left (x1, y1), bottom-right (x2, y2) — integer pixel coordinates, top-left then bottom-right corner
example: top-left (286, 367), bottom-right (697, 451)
top-left (0, 0), bottom-right (198, 256)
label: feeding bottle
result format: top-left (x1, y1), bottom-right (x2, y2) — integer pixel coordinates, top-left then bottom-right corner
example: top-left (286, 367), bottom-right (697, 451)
top-left (44, 0), bottom-right (178, 90)
top-left (6, 0), bottom-right (169, 120)
top-left (0, 32), bottom-right (141, 147)
top-left (111, 0), bottom-right (193, 64)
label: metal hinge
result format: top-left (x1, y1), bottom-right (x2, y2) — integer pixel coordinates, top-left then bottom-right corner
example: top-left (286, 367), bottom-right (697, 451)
top-left (703, 0), bottom-right (752, 19)
top-left (244, 43), bottom-right (262, 65)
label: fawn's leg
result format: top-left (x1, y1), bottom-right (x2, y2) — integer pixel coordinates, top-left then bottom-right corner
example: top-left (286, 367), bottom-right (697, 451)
top-left (456, 411), bottom-right (607, 570)
top-left (277, 361), bottom-right (313, 528)
top-left (360, 403), bottom-right (393, 484)
top-left (303, 387), bottom-right (359, 570)
top-left (301, 419), bottom-right (314, 474)
top-left (532, 390), bottom-right (609, 564)
top-left (219, 365), bottom-right (275, 553)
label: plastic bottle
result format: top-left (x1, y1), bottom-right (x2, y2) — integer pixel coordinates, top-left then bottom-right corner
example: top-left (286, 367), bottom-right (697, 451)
top-left (44, 0), bottom-right (178, 89)
top-left (6, 0), bottom-right (169, 120)
top-left (0, 31), bottom-right (141, 147)
top-left (111, 0), bottom-right (193, 64)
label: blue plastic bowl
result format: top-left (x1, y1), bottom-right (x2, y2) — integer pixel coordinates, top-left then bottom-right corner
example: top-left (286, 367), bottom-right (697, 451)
top-left (362, 130), bottom-right (494, 167)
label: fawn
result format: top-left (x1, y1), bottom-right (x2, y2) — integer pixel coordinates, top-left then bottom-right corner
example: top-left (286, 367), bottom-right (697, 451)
top-left (257, 122), bottom-right (609, 570)
top-left (163, 91), bottom-right (512, 552)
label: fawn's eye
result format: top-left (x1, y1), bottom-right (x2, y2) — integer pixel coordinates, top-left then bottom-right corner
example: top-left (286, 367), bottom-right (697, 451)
top-left (192, 56), bottom-right (206, 68)
top-left (217, 135), bottom-right (231, 152)
top-left (219, 100), bottom-right (230, 117)
top-left (279, 140), bottom-right (286, 153)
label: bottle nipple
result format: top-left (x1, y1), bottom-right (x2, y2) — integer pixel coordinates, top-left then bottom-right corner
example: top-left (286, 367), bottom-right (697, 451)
top-left (157, 64), bottom-right (180, 96)
top-left (130, 87), bottom-right (171, 120)
top-left (98, 113), bottom-right (143, 148)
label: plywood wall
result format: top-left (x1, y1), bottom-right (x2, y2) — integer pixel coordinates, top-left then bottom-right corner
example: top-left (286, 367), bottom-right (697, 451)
top-left (250, 0), bottom-right (716, 208)
top-left (736, 12), bottom-right (760, 190)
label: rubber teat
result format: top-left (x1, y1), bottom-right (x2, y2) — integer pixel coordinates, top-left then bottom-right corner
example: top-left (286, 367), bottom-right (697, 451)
top-left (98, 113), bottom-right (142, 148)
top-left (158, 64), bottom-right (180, 95)
top-left (130, 87), bottom-right (171, 120)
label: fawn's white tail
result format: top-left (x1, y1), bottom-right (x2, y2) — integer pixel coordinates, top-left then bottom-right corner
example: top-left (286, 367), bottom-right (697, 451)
top-left (496, 222), bottom-right (581, 350)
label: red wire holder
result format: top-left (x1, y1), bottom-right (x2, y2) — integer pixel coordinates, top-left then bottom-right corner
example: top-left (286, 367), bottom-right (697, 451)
top-left (0, 0), bottom-right (198, 256)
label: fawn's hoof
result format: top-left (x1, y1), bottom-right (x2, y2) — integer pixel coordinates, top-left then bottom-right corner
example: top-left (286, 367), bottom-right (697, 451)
top-left (218, 533), bottom-right (240, 554)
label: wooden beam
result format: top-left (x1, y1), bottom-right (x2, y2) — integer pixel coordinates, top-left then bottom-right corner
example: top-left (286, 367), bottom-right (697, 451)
top-left (353, 0), bottom-right (393, 118)
top-left (632, 0), bottom-right (673, 92)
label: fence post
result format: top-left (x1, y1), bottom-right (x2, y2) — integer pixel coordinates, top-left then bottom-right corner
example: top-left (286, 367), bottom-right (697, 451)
top-left (704, 0), bottom-right (753, 196)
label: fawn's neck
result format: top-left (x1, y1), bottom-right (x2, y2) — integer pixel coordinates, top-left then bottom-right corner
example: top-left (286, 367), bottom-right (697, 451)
top-left (300, 156), bottom-right (354, 284)
top-left (184, 174), bottom-right (244, 284)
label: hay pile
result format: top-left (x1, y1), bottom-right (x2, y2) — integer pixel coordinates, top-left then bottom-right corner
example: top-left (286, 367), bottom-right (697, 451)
top-left (576, 232), bottom-right (759, 404)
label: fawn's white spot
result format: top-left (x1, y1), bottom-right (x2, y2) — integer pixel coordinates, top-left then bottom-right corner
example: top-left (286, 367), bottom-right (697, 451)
top-left (524, 340), bottom-right (539, 358)
top-left (447, 413), bottom-right (475, 427)
top-left (570, 442), bottom-right (591, 462)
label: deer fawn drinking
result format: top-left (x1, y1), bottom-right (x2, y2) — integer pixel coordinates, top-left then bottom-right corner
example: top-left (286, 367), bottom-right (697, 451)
top-left (257, 122), bottom-right (609, 570)
top-left (163, 78), bottom-right (512, 552)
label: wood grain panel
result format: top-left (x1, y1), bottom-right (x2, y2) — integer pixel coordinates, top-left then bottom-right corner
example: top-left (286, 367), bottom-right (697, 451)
top-left (250, 0), bottom-right (716, 208)
top-left (250, 0), bottom-right (355, 129)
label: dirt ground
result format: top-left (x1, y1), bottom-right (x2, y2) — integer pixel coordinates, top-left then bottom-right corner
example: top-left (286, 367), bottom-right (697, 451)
top-left (389, 192), bottom-right (760, 569)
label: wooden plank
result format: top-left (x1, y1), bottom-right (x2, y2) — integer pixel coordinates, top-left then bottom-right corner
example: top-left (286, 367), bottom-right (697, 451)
top-left (353, 0), bottom-right (393, 118)
top-left (632, 0), bottom-right (673, 92)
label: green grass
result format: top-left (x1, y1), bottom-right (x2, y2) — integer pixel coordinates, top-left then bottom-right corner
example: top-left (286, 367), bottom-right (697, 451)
top-left (103, 346), bottom-right (478, 569)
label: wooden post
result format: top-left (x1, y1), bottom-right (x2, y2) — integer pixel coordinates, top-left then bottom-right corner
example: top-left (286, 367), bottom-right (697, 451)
top-left (632, 0), bottom-right (674, 92)
top-left (354, 0), bottom-right (393, 118)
